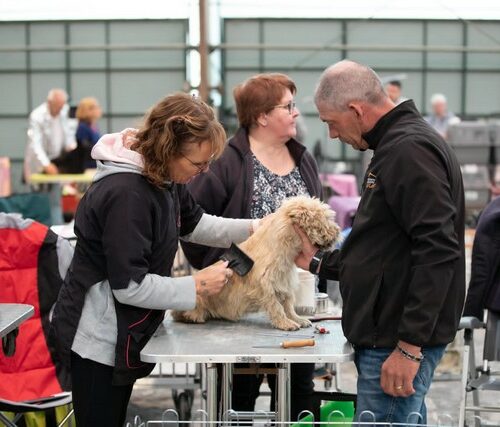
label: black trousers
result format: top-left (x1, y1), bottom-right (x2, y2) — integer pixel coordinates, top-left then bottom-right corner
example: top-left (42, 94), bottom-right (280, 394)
top-left (217, 362), bottom-right (318, 421)
top-left (71, 351), bottom-right (134, 427)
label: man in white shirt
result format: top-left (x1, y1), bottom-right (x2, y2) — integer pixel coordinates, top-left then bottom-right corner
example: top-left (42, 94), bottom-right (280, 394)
top-left (424, 93), bottom-right (461, 141)
top-left (24, 89), bottom-right (77, 225)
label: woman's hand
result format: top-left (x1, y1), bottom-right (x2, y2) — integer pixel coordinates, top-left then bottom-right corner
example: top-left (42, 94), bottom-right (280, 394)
top-left (293, 225), bottom-right (319, 270)
top-left (193, 260), bottom-right (233, 297)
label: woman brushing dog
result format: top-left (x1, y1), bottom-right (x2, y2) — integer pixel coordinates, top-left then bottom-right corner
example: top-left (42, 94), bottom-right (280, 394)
top-left (181, 73), bottom-right (322, 421)
top-left (49, 92), bottom-right (264, 427)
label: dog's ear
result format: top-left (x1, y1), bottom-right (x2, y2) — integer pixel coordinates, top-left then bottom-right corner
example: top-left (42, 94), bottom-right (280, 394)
top-left (284, 196), bottom-right (341, 249)
top-left (283, 196), bottom-right (324, 225)
top-left (285, 199), bottom-right (312, 225)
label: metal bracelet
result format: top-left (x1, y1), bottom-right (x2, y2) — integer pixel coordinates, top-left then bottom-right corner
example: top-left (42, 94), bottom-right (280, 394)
top-left (396, 344), bottom-right (424, 363)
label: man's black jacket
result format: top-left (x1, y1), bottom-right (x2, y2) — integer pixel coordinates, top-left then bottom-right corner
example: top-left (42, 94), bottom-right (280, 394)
top-left (320, 101), bottom-right (465, 348)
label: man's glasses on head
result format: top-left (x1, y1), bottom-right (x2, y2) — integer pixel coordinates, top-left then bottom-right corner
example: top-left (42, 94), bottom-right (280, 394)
top-left (272, 101), bottom-right (296, 115)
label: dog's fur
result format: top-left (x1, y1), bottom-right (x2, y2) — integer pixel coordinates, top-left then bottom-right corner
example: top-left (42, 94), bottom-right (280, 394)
top-left (172, 196), bottom-right (340, 330)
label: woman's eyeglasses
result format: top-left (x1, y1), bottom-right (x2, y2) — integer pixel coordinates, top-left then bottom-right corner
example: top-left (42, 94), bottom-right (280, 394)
top-left (272, 101), bottom-right (296, 114)
top-left (181, 153), bottom-right (214, 174)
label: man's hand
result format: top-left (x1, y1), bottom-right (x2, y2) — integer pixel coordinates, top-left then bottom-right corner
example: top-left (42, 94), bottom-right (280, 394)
top-left (44, 163), bottom-right (59, 175)
top-left (293, 225), bottom-right (319, 271)
top-left (380, 341), bottom-right (421, 397)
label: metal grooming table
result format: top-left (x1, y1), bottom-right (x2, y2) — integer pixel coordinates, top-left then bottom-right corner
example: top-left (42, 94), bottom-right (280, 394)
top-left (141, 313), bottom-right (353, 422)
top-left (0, 303), bottom-right (34, 356)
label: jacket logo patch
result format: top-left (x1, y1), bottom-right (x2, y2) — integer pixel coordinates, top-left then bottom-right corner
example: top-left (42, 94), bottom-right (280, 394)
top-left (366, 172), bottom-right (377, 189)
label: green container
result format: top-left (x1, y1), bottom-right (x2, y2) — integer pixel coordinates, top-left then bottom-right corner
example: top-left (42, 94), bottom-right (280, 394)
top-left (292, 400), bottom-right (354, 427)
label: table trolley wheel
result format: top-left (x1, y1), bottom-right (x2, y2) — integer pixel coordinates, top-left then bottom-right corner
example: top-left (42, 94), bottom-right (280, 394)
top-left (172, 389), bottom-right (194, 421)
top-left (2, 328), bottom-right (18, 357)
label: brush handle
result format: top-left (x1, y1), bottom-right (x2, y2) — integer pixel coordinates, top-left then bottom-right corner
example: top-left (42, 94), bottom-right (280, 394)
top-left (281, 339), bottom-right (315, 348)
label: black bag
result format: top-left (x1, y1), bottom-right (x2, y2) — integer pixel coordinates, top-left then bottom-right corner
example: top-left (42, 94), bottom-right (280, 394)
top-left (52, 138), bottom-right (93, 174)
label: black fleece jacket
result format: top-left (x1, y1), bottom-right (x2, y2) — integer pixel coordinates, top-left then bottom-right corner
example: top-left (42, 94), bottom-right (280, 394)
top-left (320, 100), bottom-right (465, 348)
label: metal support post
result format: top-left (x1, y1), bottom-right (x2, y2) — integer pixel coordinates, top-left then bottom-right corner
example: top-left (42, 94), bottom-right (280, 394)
top-left (276, 362), bottom-right (290, 422)
top-left (206, 363), bottom-right (218, 421)
top-left (222, 363), bottom-right (233, 417)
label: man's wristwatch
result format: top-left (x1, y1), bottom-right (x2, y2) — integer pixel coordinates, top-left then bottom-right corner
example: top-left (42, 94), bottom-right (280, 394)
top-left (309, 250), bottom-right (324, 275)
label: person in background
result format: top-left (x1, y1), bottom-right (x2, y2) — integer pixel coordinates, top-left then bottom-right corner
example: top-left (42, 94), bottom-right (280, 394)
top-left (294, 111), bottom-right (308, 144)
top-left (49, 92), bottom-right (263, 427)
top-left (463, 196), bottom-right (500, 320)
top-left (181, 73), bottom-right (322, 420)
top-left (295, 60), bottom-right (465, 424)
top-left (424, 93), bottom-right (461, 140)
top-left (24, 88), bottom-right (77, 225)
top-left (75, 97), bottom-right (102, 170)
top-left (384, 80), bottom-right (407, 105)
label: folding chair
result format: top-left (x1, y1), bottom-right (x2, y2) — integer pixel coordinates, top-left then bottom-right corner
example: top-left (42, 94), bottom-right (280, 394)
top-left (0, 213), bottom-right (74, 426)
top-left (0, 394), bottom-right (73, 427)
top-left (459, 311), bottom-right (500, 427)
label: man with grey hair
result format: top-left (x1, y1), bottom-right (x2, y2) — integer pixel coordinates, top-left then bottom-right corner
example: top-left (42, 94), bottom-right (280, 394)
top-left (295, 60), bottom-right (465, 423)
top-left (24, 88), bottom-right (77, 225)
top-left (424, 93), bottom-right (460, 140)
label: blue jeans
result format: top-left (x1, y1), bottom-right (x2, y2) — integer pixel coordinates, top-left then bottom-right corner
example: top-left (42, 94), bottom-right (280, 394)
top-left (354, 345), bottom-right (446, 424)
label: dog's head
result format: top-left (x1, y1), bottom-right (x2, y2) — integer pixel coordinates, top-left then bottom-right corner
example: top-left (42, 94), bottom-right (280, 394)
top-left (278, 196), bottom-right (340, 251)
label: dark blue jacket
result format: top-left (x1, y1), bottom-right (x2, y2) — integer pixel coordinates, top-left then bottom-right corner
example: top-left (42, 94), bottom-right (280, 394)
top-left (76, 121), bottom-right (101, 169)
top-left (463, 197), bottom-right (500, 320)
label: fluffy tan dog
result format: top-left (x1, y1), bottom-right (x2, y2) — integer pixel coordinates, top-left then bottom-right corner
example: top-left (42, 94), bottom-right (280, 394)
top-left (172, 196), bottom-right (340, 331)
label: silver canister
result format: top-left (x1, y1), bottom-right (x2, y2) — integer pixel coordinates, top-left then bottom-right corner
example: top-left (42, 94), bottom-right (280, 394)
top-left (315, 292), bottom-right (329, 314)
top-left (294, 268), bottom-right (316, 316)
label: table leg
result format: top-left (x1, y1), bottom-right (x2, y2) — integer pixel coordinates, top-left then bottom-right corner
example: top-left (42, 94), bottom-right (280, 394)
top-left (276, 363), bottom-right (290, 422)
top-left (221, 363), bottom-right (233, 418)
top-left (206, 363), bottom-right (218, 421)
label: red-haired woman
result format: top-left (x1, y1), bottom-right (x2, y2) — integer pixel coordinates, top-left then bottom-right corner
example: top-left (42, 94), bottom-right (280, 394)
top-left (182, 73), bottom-right (322, 420)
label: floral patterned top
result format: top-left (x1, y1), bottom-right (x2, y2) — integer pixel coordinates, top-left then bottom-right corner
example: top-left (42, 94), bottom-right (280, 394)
top-left (250, 154), bottom-right (309, 219)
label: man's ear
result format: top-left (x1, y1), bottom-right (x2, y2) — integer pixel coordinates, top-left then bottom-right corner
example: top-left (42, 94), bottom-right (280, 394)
top-left (349, 103), bottom-right (364, 120)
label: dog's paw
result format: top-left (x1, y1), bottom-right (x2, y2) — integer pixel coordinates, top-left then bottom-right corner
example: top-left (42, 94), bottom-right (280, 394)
top-left (172, 310), bottom-right (206, 324)
top-left (296, 317), bottom-right (312, 328)
top-left (170, 310), bottom-right (184, 322)
top-left (273, 319), bottom-right (301, 331)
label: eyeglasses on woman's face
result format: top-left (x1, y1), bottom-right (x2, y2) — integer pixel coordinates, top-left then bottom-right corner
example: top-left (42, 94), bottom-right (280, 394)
top-left (180, 152), bottom-right (215, 174)
top-left (272, 101), bottom-right (296, 115)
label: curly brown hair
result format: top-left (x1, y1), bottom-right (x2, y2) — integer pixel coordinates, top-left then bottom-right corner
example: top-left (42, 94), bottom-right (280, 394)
top-left (131, 92), bottom-right (226, 187)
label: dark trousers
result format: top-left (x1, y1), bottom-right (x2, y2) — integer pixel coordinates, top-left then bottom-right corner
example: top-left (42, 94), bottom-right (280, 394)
top-left (71, 351), bottom-right (134, 427)
top-left (217, 363), bottom-right (318, 421)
